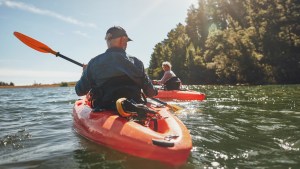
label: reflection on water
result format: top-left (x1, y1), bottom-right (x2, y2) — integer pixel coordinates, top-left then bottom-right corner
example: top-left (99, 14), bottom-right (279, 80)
top-left (72, 136), bottom-right (180, 169)
top-left (185, 85), bottom-right (300, 168)
top-left (0, 85), bottom-right (299, 169)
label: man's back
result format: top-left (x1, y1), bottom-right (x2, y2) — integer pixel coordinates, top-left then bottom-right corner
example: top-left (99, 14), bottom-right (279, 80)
top-left (87, 48), bottom-right (145, 88)
top-left (75, 26), bottom-right (157, 109)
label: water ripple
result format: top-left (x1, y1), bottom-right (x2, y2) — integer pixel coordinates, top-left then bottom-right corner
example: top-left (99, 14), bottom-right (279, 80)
top-left (1, 86), bottom-right (300, 168)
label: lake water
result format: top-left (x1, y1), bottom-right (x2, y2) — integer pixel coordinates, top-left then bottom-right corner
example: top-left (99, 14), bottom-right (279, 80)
top-left (0, 85), bottom-right (299, 169)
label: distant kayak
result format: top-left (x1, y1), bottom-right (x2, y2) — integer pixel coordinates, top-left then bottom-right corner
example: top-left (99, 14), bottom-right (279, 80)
top-left (73, 97), bottom-right (192, 166)
top-left (155, 89), bottom-right (206, 100)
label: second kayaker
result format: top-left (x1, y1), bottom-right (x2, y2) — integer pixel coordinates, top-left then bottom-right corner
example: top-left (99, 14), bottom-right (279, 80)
top-left (75, 26), bottom-right (157, 111)
top-left (152, 61), bottom-right (182, 90)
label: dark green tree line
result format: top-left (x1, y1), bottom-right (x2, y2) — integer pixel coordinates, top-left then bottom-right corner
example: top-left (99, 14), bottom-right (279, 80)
top-left (0, 81), bottom-right (14, 86)
top-left (148, 0), bottom-right (300, 84)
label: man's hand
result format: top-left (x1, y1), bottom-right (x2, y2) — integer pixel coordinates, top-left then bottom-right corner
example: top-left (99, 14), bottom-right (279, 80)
top-left (152, 80), bottom-right (158, 85)
top-left (82, 64), bottom-right (87, 71)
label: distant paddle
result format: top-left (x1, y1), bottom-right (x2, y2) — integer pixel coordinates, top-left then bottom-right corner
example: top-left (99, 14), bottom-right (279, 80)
top-left (13, 31), bottom-right (84, 67)
top-left (150, 97), bottom-right (183, 112)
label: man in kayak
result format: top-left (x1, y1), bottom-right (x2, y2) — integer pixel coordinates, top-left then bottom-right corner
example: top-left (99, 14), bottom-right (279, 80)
top-left (152, 61), bottom-right (181, 90)
top-left (75, 26), bottom-right (157, 111)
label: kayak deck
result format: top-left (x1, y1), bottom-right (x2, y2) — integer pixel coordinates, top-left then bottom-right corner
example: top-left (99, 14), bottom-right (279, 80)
top-left (155, 89), bottom-right (206, 100)
top-left (72, 97), bottom-right (192, 166)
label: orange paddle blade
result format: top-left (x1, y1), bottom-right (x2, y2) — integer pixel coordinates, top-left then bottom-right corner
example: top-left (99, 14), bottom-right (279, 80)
top-left (166, 104), bottom-right (183, 112)
top-left (150, 97), bottom-right (183, 112)
top-left (14, 32), bottom-right (57, 55)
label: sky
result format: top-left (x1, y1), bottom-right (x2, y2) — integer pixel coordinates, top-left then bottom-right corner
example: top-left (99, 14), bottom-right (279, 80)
top-left (0, 0), bottom-right (198, 86)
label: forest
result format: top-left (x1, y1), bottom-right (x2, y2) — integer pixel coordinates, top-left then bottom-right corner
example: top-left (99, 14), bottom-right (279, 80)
top-left (0, 81), bottom-right (14, 86)
top-left (148, 0), bottom-right (300, 85)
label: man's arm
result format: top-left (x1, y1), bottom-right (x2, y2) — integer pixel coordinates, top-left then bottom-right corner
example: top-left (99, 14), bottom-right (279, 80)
top-left (142, 74), bottom-right (158, 97)
top-left (75, 66), bottom-right (91, 96)
top-left (158, 71), bottom-right (173, 84)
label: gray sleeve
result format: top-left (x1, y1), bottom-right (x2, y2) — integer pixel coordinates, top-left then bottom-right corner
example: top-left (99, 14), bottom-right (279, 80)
top-left (158, 71), bottom-right (173, 84)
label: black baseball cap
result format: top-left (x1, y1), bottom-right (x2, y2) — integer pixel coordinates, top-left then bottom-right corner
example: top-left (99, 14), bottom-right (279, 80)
top-left (105, 26), bottom-right (132, 41)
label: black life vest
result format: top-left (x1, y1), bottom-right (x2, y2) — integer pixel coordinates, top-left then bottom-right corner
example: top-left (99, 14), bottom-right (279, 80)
top-left (164, 77), bottom-right (181, 90)
top-left (89, 75), bottom-right (142, 109)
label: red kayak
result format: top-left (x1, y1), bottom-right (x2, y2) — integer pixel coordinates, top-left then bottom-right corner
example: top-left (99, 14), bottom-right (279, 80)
top-left (155, 89), bottom-right (206, 100)
top-left (73, 97), bottom-right (192, 166)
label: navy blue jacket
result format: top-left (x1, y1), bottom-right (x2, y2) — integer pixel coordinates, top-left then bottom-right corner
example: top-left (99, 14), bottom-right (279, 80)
top-left (75, 47), bottom-right (157, 100)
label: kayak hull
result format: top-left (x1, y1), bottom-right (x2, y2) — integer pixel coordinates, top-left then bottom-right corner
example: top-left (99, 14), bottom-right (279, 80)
top-left (72, 97), bottom-right (192, 166)
top-left (155, 89), bottom-right (205, 100)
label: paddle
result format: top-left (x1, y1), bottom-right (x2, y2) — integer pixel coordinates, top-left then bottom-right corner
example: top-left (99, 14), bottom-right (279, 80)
top-left (14, 31), bottom-right (183, 112)
top-left (13, 32), bottom-right (84, 67)
top-left (150, 97), bottom-right (183, 112)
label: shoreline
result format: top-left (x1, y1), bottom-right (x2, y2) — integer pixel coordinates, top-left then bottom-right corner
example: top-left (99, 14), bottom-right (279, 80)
top-left (0, 83), bottom-right (76, 89)
top-left (0, 84), bottom-right (60, 89)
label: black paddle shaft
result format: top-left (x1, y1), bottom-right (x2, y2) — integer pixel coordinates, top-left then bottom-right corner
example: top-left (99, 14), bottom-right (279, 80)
top-left (56, 52), bottom-right (84, 67)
